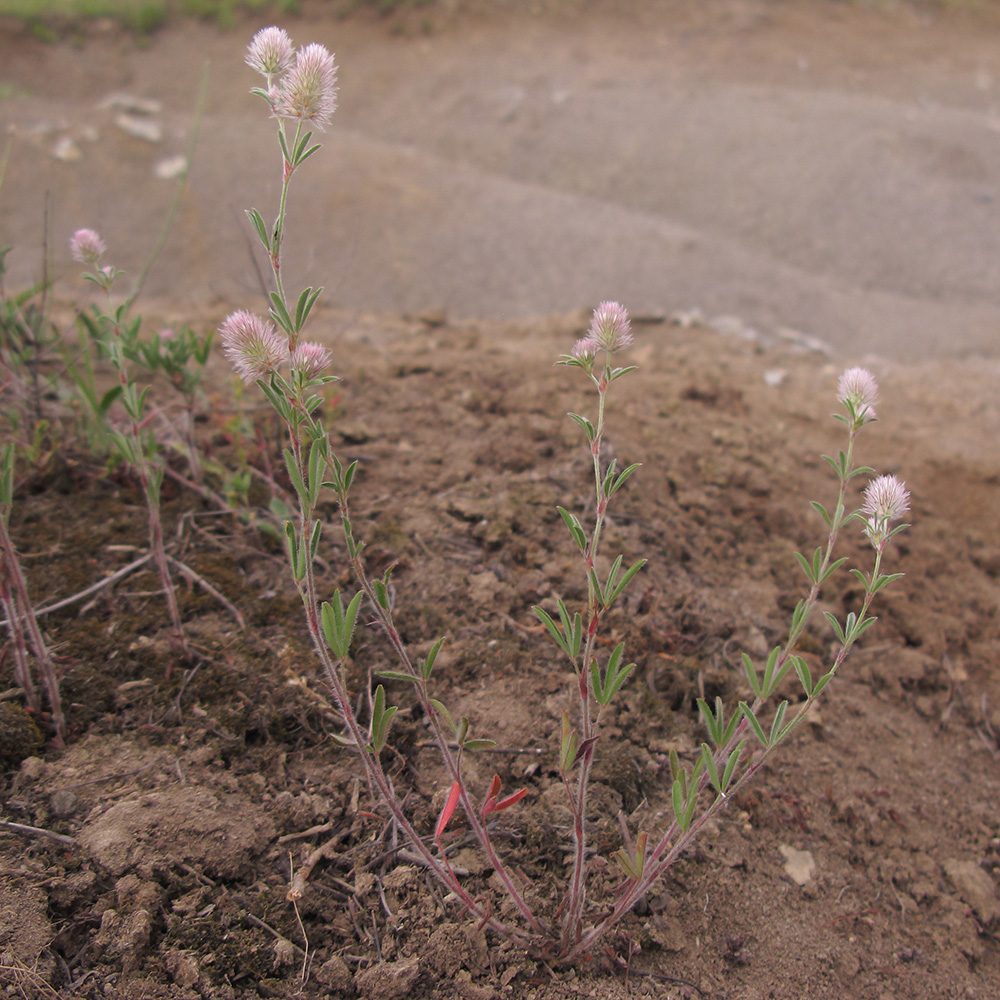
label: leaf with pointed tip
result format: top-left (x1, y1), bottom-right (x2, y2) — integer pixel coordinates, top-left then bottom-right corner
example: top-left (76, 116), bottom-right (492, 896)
top-left (436, 781), bottom-right (461, 840)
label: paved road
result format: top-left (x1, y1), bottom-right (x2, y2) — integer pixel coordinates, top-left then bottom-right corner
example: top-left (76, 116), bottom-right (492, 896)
top-left (3, 2), bottom-right (1000, 360)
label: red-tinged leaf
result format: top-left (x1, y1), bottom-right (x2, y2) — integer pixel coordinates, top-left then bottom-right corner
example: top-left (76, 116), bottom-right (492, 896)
top-left (493, 788), bottom-right (528, 813)
top-left (572, 735), bottom-right (599, 767)
top-left (435, 781), bottom-right (461, 841)
top-left (481, 774), bottom-right (503, 817)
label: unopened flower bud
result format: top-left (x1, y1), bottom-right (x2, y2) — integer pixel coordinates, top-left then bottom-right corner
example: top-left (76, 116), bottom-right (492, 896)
top-left (246, 26), bottom-right (294, 77)
top-left (588, 301), bottom-right (632, 353)
top-left (69, 228), bottom-right (107, 265)
top-left (218, 310), bottom-right (286, 384)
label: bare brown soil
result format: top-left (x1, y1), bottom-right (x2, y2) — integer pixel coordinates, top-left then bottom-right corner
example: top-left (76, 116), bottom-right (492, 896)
top-left (2, 302), bottom-right (1000, 1000)
top-left (2, 3), bottom-right (1000, 1000)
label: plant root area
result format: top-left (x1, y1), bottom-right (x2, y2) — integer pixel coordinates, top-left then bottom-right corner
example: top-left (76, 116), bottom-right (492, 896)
top-left (2, 307), bottom-right (999, 1000)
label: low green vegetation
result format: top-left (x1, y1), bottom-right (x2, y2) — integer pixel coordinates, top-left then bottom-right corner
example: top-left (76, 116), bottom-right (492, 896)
top-left (0, 0), bottom-right (301, 36)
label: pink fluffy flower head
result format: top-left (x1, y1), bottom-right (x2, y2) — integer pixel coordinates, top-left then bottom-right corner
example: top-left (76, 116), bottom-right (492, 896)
top-left (570, 336), bottom-right (598, 363)
top-left (588, 301), bottom-right (632, 353)
top-left (290, 341), bottom-right (332, 381)
top-left (837, 366), bottom-right (878, 422)
top-left (69, 228), bottom-right (106, 265)
top-left (246, 26), bottom-right (294, 77)
top-left (218, 310), bottom-right (286, 384)
top-left (274, 42), bottom-right (338, 129)
top-left (861, 474), bottom-right (910, 548)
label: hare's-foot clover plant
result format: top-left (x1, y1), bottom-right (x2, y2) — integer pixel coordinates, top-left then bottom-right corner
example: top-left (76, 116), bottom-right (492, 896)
top-left (69, 231), bottom-right (196, 664)
top-left (223, 26), bottom-right (910, 963)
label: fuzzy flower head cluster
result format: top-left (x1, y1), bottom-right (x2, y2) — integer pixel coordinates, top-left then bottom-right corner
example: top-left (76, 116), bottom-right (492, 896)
top-left (218, 310), bottom-right (333, 385)
top-left (69, 228), bottom-right (106, 265)
top-left (570, 301), bottom-right (633, 368)
top-left (838, 366), bottom-right (878, 425)
top-left (245, 26), bottom-right (294, 77)
top-left (861, 473), bottom-right (910, 549)
top-left (290, 341), bottom-right (333, 382)
top-left (246, 27), bottom-right (338, 130)
top-left (219, 310), bottom-right (287, 385)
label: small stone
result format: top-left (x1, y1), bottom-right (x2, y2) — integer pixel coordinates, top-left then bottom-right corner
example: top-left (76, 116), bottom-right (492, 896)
top-left (354, 956), bottom-right (420, 1000)
top-left (114, 113), bottom-right (162, 143)
top-left (19, 756), bottom-right (45, 780)
top-left (272, 937), bottom-right (297, 968)
top-left (98, 92), bottom-right (163, 115)
top-left (49, 789), bottom-right (78, 818)
top-left (164, 950), bottom-right (199, 988)
top-left (779, 844), bottom-right (817, 886)
top-left (943, 859), bottom-right (1000, 924)
top-left (336, 420), bottom-right (371, 444)
top-left (52, 135), bottom-right (82, 161)
top-left (316, 954), bottom-right (352, 990)
top-left (154, 154), bottom-right (187, 179)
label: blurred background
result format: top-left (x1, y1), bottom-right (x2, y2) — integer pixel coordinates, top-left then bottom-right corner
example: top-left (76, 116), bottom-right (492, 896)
top-left (2, 0), bottom-right (1000, 360)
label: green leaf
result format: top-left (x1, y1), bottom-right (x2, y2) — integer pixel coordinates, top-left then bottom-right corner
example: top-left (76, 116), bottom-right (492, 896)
top-left (824, 611), bottom-right (846, 645)
top-left (464, 739), bottom-right (497, 752)
top-left (810, 500), bottom-right (832, 527)
top-left (556, 506), bottom-right (588, 553)
top-left (284, 521), bottom-right (304, 581)
top-left (343, 459), bottom-right (358, 493)
top-left (533, 605), bottom-right (570, 659)
top-left (794, 550), bottom-right (816, 585)
top-left (370, 685), bottom-right (397, 753)
top-left (559, 712), bottom-right (578, 773)
top-left (741, 652), bottom-right (763, 699)
top-left (605, 558), bottom-right (646, 608)
top-left (769, 700), bottom-right (789, 745)
top-left (721, 739), bottom-right (746, 791)
top-left (668, 749), bottom-right (681, 786)
top-left (602, 461), bottom-right (617, 498)
top-left (761, 646), bottom-right (782, 696)
top-left (308, 518), bottom-right (322, 563)
top-left (819, 556), bottom-right (849, 584)
top-left (792, 656), bottom-right (813, 697)
top-left (869, 572), bottom-right (904, 595)
top-left (295, 285), bottom-right (324, 334)
top-left (812, 670), bottom-right (836, 699)
top-left (608, 462), bottom-right (642, 499)
top-left (373, 572), bottom-right (393, 611)
top-left (307, 438), bottom-right (325, 507)
top-left (421, 637), bottom-right (445, 681)
top-left (269, 292), bottom-right (294, 336)
top-left (568, 411), bottom-right (595, 442)
top-left (697, 697), bottom-right (722, 746)
top-left (612, 847), bottom-right (641, 881)
top-left (320, 591), bottom-right (361, 659)
top-left (740, 702), bottom-right (769, 747)
top-left (283, 448), bottom-right (307, 500)
top-left (607, 364), bottom-right (638, 383)
top-left (376, 670), bottom-right (415, 683)
top-left (701, 743), bottom-right (723, 795)
top-left (671, 777), bottom-right (686, 829)
top-left (245, 208), bottom-right (270, 250)
top-left (588, 566), bottom-right (604, 606)
top-left (430, 698), bottom-right (457, 737)
top-left (594, 647), bottom-right (635, 706)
